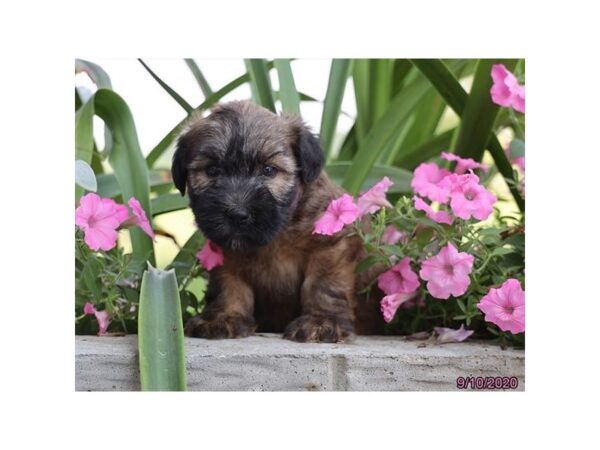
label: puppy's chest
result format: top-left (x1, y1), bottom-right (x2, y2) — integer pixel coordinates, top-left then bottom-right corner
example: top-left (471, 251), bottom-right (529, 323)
top-left (243, 247), bottom-right (305, 300)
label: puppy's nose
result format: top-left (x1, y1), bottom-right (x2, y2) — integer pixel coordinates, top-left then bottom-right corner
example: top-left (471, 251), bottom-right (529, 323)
top-left (226, 206), bottom-right (250, 224)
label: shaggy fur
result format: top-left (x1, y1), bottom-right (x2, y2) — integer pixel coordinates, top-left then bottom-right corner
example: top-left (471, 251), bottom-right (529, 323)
top-left (172, 101), bottom-right (383, 342)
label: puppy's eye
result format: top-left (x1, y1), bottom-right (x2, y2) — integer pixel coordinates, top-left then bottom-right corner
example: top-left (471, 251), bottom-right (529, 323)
top-left (262, 165), bottom-right (277, 177)
top-left (205, 166), bottom-right (221, 177)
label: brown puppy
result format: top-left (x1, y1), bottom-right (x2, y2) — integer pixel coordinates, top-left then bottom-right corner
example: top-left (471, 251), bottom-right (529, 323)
top-left (172, 100), bottom-right (383, 342)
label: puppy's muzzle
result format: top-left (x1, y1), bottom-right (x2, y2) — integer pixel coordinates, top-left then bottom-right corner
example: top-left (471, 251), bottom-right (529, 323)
top-left (226, 206), bottom-right (251, 225)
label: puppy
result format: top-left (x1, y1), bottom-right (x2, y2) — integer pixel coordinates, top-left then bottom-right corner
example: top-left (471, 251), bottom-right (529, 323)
top-left (172, 100), bottom-right (383, 342)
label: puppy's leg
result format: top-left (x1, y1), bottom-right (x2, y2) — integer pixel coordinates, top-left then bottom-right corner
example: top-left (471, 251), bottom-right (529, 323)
top-left (185, 268), bottom-right (256, 339)
top-left (284, 240), bottom-right (357, 343)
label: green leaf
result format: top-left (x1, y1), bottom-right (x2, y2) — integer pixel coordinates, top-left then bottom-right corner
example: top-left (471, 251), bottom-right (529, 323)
top-left (410, 59), bottom-right (524, 212)
top-left (320, 59), bottom-right (351, 160)
top-left (151, 193), bottom-right (190, 215)
top-left (356, 255), bottom-right (382, 273)
top-left (75, 160), bottom-right (97, 192)
top-left (369, 59), bottom-right (393, 123)
top-left (138, 264), bottom-right (186, 391)
top-left (91, 89), bottom-right (155, 264)
top-left (138, 59), bottom-right (193, 113)
top-left (75, 100), bottom-right (95, 164)
top-left (183, 58), bottom-right (213, 97)
top-left (97, 169), bottom-right (171, 199)
top-left (244, 59), bottom-right (276, 112)
top-left (337, 124), bottom-right (358, 161)
top-left (327, 162), bottom-right (412, 193)
top-left (274, 59), bottom-right (300, 115)
top-left (75, 99), bottom-right (96, 203)
top-left (391, 60), bottom-right (413, 96)
top-left (452, 59), bottom-right (517, 162)
top-left (81, 257), bottom-right (103, 304)
top-left (394, 128), bottom-right (455, 170)
top-left (167, 230), bottom-right (205, 281)
top-left (145, 61), bottom-right (275, 168)
top-left (341, 74), bottom-right (432, 194)
top-left (490, 247), bottom-right (513, 257)
top-left (352, 59), bottom-right (371, 142)
top-left (75, 59), bottom-right (112, 89)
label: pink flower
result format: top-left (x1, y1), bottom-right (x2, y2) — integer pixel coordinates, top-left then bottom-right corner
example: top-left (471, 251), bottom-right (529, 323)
top-left (377, 257), bottom-right (420, 296)
top-left (439, 173), bottom-right (496, 221)
top-left (128, 197), bottom-right (156, 240)
top-left (94, 310), bottom-right (111, 336)
top-left (440, 152), bottom-right (488, 174)
top-left (413, 196), bottom-right (453, 225)
top-left (490, 64), bottom-right (525, 113)
top-left (419, 243), bottom-right (474, 300)
top-left (83, 302), bottom-right (96, 315)
top-left (434, 324), bottom-right (474, 344)
top-left (477, 278), bottom-right (525, 334)
top-left (380, 292), bottom-right (414, 323)
top-left (196, 240), bottom-right (224, 271)
top-left (313, 194), bottom-right (360, 235)
top-left (82, 302), bottom-right (111, 336)
top-left (381, 225), bottom-right (406, 245)
top-left (411, 163), bottom-right (452, 203)
top-left (75, 193), bottom-right (129, 251)
top-left (357, 177), bottom-right (393, 216)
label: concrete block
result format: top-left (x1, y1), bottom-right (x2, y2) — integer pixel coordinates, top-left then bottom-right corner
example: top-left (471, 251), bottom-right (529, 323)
top-left (75, 334), bottom-right (524, 391)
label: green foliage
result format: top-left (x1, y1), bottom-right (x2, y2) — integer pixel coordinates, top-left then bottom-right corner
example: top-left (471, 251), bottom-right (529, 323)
top-left (138, 264), bottom-right (187, 391)
top-left (354, 198), bottom-right (525, 346)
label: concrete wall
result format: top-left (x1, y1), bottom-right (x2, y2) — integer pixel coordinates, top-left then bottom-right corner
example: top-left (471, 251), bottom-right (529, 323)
top-left (75, 334), bottom-right (525, 391)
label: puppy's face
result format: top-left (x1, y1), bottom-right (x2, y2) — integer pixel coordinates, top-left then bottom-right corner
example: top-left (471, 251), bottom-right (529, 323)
top-left (172, 101), bottom-right (324, 251)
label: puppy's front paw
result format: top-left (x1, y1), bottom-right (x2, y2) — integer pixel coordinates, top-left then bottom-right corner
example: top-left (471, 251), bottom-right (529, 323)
top-left (283, 315), bottom-right (355, 343)
top-left (185, 313), bottom-right (256, 339)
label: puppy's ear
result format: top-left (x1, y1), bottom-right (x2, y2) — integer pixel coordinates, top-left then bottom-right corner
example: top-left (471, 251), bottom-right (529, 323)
top-left (293, 125), bottom-right (325, 184)
top-left (172, 138), bottom-right (188, 196)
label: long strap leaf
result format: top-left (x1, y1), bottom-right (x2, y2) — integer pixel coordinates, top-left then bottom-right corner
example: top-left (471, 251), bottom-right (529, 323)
top-left (341, 75), bottom-right (431, 194)
top-left (320, 59), bottom-right (351, 161)
top-left (184, 58), bottom-right (213, 97)
top-left (138, 59), bottom-right (194, 113)
top-left (274, 59), bottom-right (300, 115)
top-left (244, 59), bottom-right (276, 112)
top-left (94, 89), bottom-right (155, 264)
top-left (452, 59), bottom-right (517, 161)
top-left (138, 264), bottom-right (186, 391)
top-left (410, 59), bottom-right (524, 212)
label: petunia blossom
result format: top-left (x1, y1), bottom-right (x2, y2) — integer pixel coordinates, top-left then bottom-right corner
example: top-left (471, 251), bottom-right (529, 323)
top-left (357, 177), bottom-right (393, 216)
top-left (490, 64), bottom-right (525, 113)
top-left (94, 310), bottom-right (111, 336)
top-left (477, 278), bottom-right (525, 334)
top-left (377, 257), bottom-right (420, 296)
top-left (381, 225), bottom-right (406, 245)
top-left (313, 194), bottom-right (360, 235)
top-left (128, 197), bottom-right (156, 240)
top-left (440, 152), bottom-right (488, 174)
top-left (83, 301), bottom-right (96, 315)
top-left (196, 240), bottom-right (224, 271)
top-left (419, 243), bottom-right (474, 300)
top-left (439, 173), bottom-right (496, 221)
top-left (413, 196), bottom-right (453, 225)
top-left (82, 302), bottom-right (111, 336)
top-left (411, 163), bottom-right (452, 203)
top-left (434, 324), bottom-right (474, 344)
top-left (75, 193), bottom-right (129, 251)
top-left (380, 292), bottom-right (414, 323)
